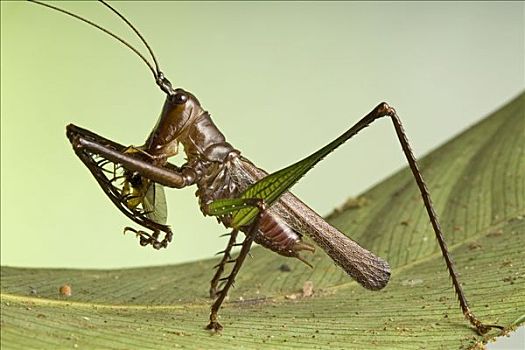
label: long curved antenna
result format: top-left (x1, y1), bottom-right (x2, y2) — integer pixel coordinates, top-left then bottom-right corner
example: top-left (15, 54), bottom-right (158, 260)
top-left (28, 0), bottom-right (174, 95)
top-left (98, 0), bottom-right (160, 77)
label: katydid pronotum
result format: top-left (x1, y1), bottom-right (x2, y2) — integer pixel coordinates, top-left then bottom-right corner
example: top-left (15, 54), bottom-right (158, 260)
top-left (32, 0), bottom-right (504, 333)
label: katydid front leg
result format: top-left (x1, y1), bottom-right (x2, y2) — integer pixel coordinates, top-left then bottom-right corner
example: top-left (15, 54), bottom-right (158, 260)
top-left (66, 124), bottom-right (198, 249)
top-left (68, 125), bottom-right (191, 189)
top-left (123, 227), bottom-right (169, 250)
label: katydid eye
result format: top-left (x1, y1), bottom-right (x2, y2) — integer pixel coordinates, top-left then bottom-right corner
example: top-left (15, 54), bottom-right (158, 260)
top-left (172, 92), bottom-right (188, 104)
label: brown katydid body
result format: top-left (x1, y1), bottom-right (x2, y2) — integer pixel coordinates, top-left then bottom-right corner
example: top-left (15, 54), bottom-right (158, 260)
top-left (67, 84), bottom-right (392, 330)
top-left (119, 86), bottom-right (391, 290)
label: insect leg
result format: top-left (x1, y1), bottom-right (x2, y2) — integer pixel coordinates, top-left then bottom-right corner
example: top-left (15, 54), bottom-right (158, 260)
top-left (67, 124), bottom-right (188, 189)
top-left (206, 200), bottom-right (266, 331)
top-left (123, 227), bottom-right (171, 250)
top-left (382, 105), bottom-right (503, 334)
top-left (66, 124), bottom-right (181, 249)
top-left (209, 229), bottom-right (239, 298)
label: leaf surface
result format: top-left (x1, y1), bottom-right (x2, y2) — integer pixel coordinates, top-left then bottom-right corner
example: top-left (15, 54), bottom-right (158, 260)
top-left (2, 93), bottom-right (524, 349)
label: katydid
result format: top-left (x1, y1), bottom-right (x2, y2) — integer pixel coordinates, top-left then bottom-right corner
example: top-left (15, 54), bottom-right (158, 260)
top-left (32, 0), bottom-right (503, 333)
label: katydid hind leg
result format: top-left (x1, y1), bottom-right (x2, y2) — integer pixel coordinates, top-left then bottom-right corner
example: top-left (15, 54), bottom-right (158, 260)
top-left (384, 105), bottom-right (503, 334)
top-left (295, 102), bottom-right (502, 333)
top-left (216, 102), bottom-right (502, 333)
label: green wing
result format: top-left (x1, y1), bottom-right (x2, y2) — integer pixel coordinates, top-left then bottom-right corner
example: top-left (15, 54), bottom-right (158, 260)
top-left (143, 182), bottom-right (168, 225)
top-left (208, 126), bottom-right (356, 228)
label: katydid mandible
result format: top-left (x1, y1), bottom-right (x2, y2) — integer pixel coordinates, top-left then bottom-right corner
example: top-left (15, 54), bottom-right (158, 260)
top-left (32, 0), bottom-right (503, 333)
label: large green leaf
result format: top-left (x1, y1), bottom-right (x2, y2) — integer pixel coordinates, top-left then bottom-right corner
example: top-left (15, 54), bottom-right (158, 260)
top-left (1, 93), bottom-right (524, 349)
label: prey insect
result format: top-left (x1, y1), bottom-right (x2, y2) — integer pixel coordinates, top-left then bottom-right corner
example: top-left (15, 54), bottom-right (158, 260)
top-left (32, 0), bottom-right (503, 333)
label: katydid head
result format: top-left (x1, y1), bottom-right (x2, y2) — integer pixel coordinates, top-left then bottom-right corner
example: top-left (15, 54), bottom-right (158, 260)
top-left (143, 86), bottom-right (205, 160)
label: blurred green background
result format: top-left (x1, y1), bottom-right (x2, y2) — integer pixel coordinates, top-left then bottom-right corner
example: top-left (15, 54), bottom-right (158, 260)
top-left (1, 1), bottom-right (523, 270)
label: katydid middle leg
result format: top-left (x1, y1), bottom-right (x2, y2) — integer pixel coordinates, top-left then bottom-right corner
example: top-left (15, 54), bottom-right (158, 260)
top-left (209, 229), bottom-right (239, 298)
top-left (205, 200), bottom-right (267, 331)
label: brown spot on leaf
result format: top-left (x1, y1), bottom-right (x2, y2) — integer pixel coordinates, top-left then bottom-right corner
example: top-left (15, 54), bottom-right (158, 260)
top-left (59, 284), bottom-right (72, 297)
top-left (279, 264), bottom-right (291, 272)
